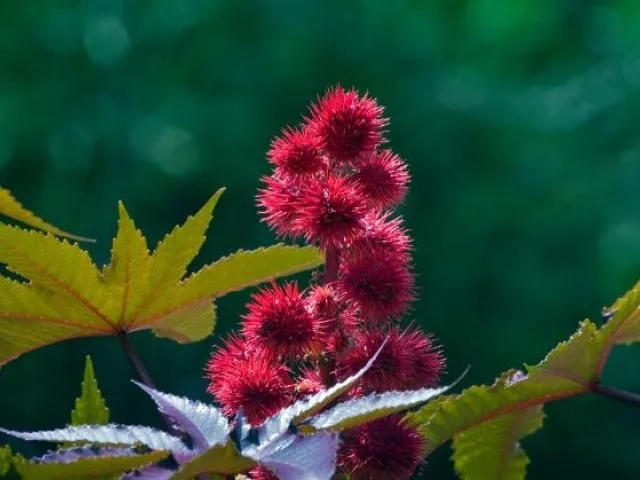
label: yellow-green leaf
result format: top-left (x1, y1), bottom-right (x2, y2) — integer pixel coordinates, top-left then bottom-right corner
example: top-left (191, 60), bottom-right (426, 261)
top-left (134, 244), bottom-right (324, 340)
top-left (407, 276), bottom-right (640, 475)
top-left (0, 444), bottom-right (12, 476)
top-left (597, 278), bottom-right (640, 369)
top-left (71, 356), bottom-right (109, 426)
top-left (102, 202), bottom-right (150, 324)
top-left (0, 225), bottom-right (111, 326)
top-left (150, 298), bottom-right (215, 343)
top-left (116, 189), bottom-right (225, 328)
top-left (16, 450), bottom-right (168, 480)
top-left (171, 442), bottom-right (255, 480)
top-left (0, 187), bottom-right (90, 241)
top-left (0, 189), bottom-right (324, 366)
top-left (0, 276), bottom-right (108, 364)
top-left (452, 406), bottom-right (544, 480)
top-left (407, 320), bottom-right (601, 456)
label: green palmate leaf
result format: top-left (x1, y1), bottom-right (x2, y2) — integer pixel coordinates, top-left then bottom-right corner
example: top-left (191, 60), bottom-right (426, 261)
top-left (16, 450), bottom-right (168, 480)
top-left (0, 187), bottom-right (91, 242)
top-left (0, 189), bottom-right (324, 365)
top-left (452, 406), bottom-right (544, 480)
top-left (71, 356), bottom-right (109, 426)
top-left (102, 189), bottom-right (226, 332)
top-left (135, 243), bottom-right (323, 342)
top-left (407, 320), bottom-right (602, 458)
top-left (141, 244), bottom-right (326, 324)
top-left (406, 277), bottom-right (640, 479)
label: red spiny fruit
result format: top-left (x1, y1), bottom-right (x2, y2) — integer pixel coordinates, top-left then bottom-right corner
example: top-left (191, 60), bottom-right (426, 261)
top-left (339, 415), bottom-right (424, 480)
top-left (354, 149), bottom-right (409, 207)
top-left (248, 466), bottom-right (279, 480)
top-left (242, 282), bottom-right (325, 358)
top-left (307, 85), bottom-right (388, 163)
top-left (306, 284), bottom-right (359, 353)
top-left (294, 366), bottom-right (325, 398)
top-left (306, 285), bottom-right (358, 330)
top-left (401, 324), bottom-right (445, 389)
top-left (257, 175), bottom-right (304, 238)
top-left (337, 326), bottom-right (443, 392)
top-left (348, 212), bottom-right (412, 262)
top-left (325, 328), bottom-right (352, 354)
top-left (338, 249), bottom-right (415, 321)
top-left (206, 334), bottom-right (258, 384)
top-left (293, 175), bottom-right (368, 249)
top-left (338, 327), bottom-right (410, 392)
top-left (207, 349), bottom-right (293, 426)
top-left (268, 127), bottom-right (325, 177)
top-left (306, 285), bottom-right (341, 321)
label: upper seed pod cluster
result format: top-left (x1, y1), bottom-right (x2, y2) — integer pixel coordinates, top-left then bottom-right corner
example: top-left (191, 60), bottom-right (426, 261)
top-left (207, 86), bottom-right (444, 479)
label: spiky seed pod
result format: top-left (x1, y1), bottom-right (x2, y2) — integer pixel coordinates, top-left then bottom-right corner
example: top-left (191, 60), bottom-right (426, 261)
top-left (400, 325), bottom-right (445, 389)
top-left (292, 175), bottom-right (368, 250)
top-left (337, 326), bottom-right (444, 393)
top-left (205, 334), bottom-right (261, 384)
top-left (268, 127), bottom-right (325, 178)
top-left (338, 249), bottom-right (415, 322)
top-left (347, 212), bottom-right (412, 263)
top-left (307, 86), bottom-right (388, 163)
top-left (242, 282), bottom-right (326, 359)
top-left (256, 174), bottom-right (305, 238)
top-left (248, 466), bottom-right (279, 480)
top-left (306, 284), bottom-right (359, 353)
top-left (338, 414), bottom-right (424, 480)
top-left (354, 149), bottom-right (409, 208)
top-left (294, 366), bottom-right (325, 399)
top-left (206, 349), bottom-right (293, 426)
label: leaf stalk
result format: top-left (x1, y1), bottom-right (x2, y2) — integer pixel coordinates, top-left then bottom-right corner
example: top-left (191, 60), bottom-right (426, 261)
top-left (591, 382), bottom-right (640, 407)
top-left (116, 330), bottom-right (178, 434)
top-left (117, 331), bottom-right (214, 479)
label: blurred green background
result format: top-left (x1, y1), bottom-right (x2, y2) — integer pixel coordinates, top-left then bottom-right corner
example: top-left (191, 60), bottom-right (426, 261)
top-left (1, 0), bottom-right (640, 478)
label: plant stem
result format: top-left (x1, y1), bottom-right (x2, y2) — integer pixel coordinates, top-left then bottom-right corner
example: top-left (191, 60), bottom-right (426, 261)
top-left (324, 247), bottom-right (340, 284)
top-left (319, 248), bottom-right (340, 388)
top-left (591, 383), bottom-right (640, 407)
top-left (116, 330), bottom-right (178, 434)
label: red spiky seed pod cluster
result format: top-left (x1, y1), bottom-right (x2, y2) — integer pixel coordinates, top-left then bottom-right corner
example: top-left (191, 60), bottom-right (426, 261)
top-left (207, 86), bottom-right (445, 479)
top-left (339, 414), bottom-right (425, 480)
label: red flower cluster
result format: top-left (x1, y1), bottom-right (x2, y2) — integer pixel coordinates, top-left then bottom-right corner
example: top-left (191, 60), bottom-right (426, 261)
top-left (207, 86), bottom-right (445, 479)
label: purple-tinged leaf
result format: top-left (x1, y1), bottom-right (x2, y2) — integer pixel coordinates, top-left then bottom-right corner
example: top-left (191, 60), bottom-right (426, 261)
top-left (0, 425), bottom-right (190, 455)
top-left (246, 433), bottom-right (338, 480)
top-left (133, 381), bottom-right (229, 450)
top-left (231, 409), bottom-right (252, 449)
top-left (35, 446), bottom-right (144, 464)
top-left (258, 339), bottom-right (387, 444)
top-left (304, 385), bottom-right (450, 432)
top-left (16, 449), bottom-right (169, 480)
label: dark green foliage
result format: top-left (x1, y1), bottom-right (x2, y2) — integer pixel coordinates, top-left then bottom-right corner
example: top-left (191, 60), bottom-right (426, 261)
top-left (1, 2), bottom-right (639, 479)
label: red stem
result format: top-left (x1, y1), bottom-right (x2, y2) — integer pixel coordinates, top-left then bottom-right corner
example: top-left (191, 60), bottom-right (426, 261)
top-left (117, 331), bottom-right (181, 435)
top-left (324, 247), bottom-right (340, 283)
top-left (319, 248), bottom-right (340, 387)
top-left (118, 331), bottom-right (212, 480)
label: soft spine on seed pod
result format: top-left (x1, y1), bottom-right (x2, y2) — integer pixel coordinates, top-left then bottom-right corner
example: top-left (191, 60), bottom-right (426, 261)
top-left (206, 85), bottom-right (445, 479)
